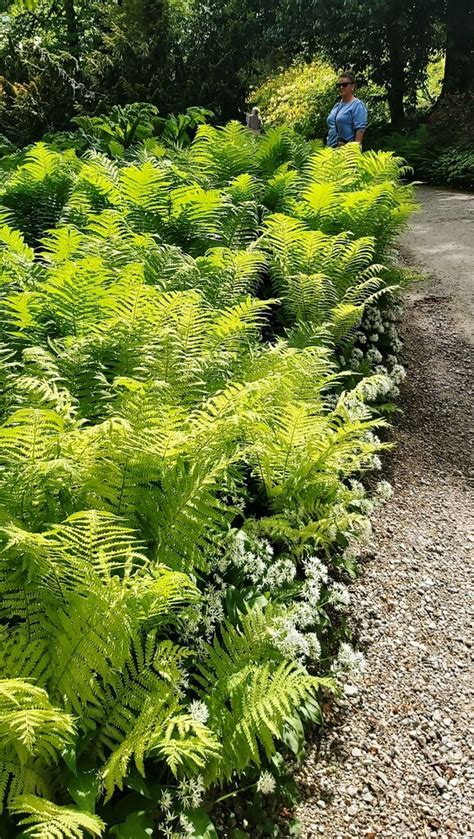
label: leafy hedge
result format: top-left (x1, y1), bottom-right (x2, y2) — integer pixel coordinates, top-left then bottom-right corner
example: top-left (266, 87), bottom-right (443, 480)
top-left (250, 58), bottom-right (389, 142)
top-left (0, 124), bottom-right (415, 838)
top-left (374, 95), bottom-right (474, 189)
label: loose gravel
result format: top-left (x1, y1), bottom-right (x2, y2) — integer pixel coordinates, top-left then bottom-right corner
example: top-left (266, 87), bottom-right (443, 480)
top-left (295, 189), bottom-right (474, 838)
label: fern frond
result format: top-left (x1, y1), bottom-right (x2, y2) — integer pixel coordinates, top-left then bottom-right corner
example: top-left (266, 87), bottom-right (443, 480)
top-left (0, 679), bottom-right (75, 764)
top-left (12, 795), bottom-right (104, 839)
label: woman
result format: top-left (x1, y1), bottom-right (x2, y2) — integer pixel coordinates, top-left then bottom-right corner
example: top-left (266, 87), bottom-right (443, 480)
top-left (246, 106), bottom-right (263, 137)
top-left (326, 74), bottom-right (367, 148)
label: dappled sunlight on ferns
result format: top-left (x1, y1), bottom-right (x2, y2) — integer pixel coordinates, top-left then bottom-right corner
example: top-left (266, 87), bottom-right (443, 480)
top-left (0, 127), bottom-right (414, 837)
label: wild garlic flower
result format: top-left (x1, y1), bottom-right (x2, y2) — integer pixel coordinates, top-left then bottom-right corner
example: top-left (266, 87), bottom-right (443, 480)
top-left (390, 363), bottom-right (406, 385)
top-left (305, 555), bottom-right (329, 584)
top-left (265, 558), bottom-right (296, 590)
top-left (366, 347), bottom-right (383, 365)
top-left (328, 581), bottom-right (351, 611)
top-left (177, 776), bottom-right (205, 810)
top-left (349, 479), bottom-right (366, 498)
top-left (332, 642), bottom-right (366, 678)
top-left (257, 771), bottom-right (277, 795)
top-left (159, 791), bottom-right (173, 811)
top-left (179, 814), bottom-right (195, 836)
top-left (376, 480), bottom-right (393, 501)
top-left (189, 700), bottom-right (209, 725)
top-left (271, 618), bottom-right (321, 662)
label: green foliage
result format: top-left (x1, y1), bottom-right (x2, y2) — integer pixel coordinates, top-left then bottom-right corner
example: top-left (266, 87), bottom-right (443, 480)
top-left (373, 95), bottom-right (474, 188)
top-left (11, 795), bottom-right (105, 839)
top-left (0, 121), bottom-right (413, 837)
top-left (251, 58), bottom-right (389, 140)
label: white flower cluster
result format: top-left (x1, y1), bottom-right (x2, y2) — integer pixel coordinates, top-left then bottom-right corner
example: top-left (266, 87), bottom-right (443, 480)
top-left (229, 529), bottom-right (274, 584)
top-left (177, 776), bottom-right (205, 810)
top-left (331, 641), bottom-right (366, 681)
top-left (157, 777), bottom-right (206, 838)
top-left (179, 814), bottom-right (195, 837)
top-left (301, 555), bottom-right (329, 604)
top-left (350, 304), bottom-right (404, 388)
top-left (268, 554), bottom-right (332, 660)
top-left (327, 580), bottom-right (351, 611)
top-left (348, 346), bottom-right (365, 371)
top-left (353, 516), bottom-right (372, 544)
top-left (376, 479), bottom-right (393, 502)
top-left (390, 363), bottom-right (406, 385)
top-left (357, 374), bottom-right (393, 402)
top-left (348, 479), bottom-right (374, 515)
top-left (225, 530), bottom-right (297, 594)
top-left (265, 557), bottom-right (297, 590)
top-left (188, 700), bottom-right (209, 725)
top-left (270, 618), bottom-right (322, 662)
top-left (366, 347), bottom-right (383, 365)
top-left (257, 771), bottom-right (277, 795)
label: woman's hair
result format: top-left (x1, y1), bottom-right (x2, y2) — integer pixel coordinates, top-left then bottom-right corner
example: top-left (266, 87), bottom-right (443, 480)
top-left (252, 106), bottom-right (260, 115)
top-left (338, 73), bottom-right (355, 84)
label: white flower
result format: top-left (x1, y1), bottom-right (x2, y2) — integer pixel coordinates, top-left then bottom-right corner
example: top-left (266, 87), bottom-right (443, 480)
top-left (366, 348), bottom-right (383, 365)
top-left (390, 363), bottom-right (406, 385)
top-left (306, 632), bottom-right (322, 660)
top-left (257, 771), bottom-right (276, 795)
top-left (354, 517), bottom-right (372, 543)
top-left (265, 558), bottom-right (296, 591)
top-left (294, 601), bottom-right (315, 628)
top-left (189, 700), bottom-right (209, 725)
top-left (159, 791), bottom-right (173, 811)
top-left (333, 642), bottom-right (366, 678)
top-left (376, 480), bottom-right (393, 501)
top-left (179, 814), bottom-right (195, 836)
top-left (273, 624), bottom-right (307, 658)
top-left (304, 555), bottom-right (329, 584)
top-left (177, 776), bottom-right (205, 810)
top-left (328, 581), bottom-right (351, 611)
top-left (349, 480), bottom-right (365, 498)
top-left (177, 780), bottom-right (194, 810)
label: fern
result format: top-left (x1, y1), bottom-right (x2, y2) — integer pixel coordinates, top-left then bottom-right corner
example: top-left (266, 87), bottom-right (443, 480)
top-left (12, 795), bottom-right (104, 839)
top-left (196, 609), bottom-right (329, 781)
top-left (0, 679), bottom-right (75, 764)
top-left (0, 126), bottom-right (414, 830)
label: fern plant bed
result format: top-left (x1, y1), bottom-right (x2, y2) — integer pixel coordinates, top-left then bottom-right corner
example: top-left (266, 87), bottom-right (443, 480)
top-left (0, 123), bottom-right (415, 838)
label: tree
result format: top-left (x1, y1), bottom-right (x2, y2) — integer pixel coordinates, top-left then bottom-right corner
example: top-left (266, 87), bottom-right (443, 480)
top-left (440, 0), bottom-right (474, 97)
top-left (274, 0), bottom-right (442, 128)
top-left (180, 0), bottom-right (285, 121)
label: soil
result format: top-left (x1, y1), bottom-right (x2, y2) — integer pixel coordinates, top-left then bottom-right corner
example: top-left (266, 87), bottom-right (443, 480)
top-left (295, 186), bottom-right (474, 838)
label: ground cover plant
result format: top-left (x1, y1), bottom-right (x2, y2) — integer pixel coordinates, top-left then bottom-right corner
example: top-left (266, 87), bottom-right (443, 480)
top-left (0, 122), bottom-right (415, 838)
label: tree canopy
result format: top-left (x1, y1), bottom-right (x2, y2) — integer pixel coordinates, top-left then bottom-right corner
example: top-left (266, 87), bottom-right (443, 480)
top-left (0, 0), bottom-right (472, 142)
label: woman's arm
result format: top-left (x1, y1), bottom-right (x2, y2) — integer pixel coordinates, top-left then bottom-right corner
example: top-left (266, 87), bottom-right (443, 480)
top-left (352, 100), bottom-right (367, 146)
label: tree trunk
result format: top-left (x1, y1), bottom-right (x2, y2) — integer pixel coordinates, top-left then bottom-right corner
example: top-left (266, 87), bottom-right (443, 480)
top-left (386, 20), bottom-right (406, 128)
top-left (63, 0), bottom-right (79, 57)
top-left (440, 0), bottom-right (474, 97)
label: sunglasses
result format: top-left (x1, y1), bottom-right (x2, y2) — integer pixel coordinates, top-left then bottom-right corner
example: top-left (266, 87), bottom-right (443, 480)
top-left (336, 82), bottom-right (352, 88)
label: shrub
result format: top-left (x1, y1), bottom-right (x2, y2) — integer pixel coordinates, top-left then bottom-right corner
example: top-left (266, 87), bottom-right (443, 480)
top-left (251, 58), bottom-right (389, 142)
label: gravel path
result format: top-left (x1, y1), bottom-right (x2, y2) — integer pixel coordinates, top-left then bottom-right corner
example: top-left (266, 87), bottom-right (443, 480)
top-left (295, 187), bottom-right (474, 838)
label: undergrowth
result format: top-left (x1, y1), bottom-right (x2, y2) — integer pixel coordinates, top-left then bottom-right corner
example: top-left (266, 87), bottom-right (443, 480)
top-left (0, 122), bottom-right (416, 838)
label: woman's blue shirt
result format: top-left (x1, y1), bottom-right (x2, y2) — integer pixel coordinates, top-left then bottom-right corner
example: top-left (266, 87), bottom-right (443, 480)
top-left (326, 98), bottom-right (368, 147)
